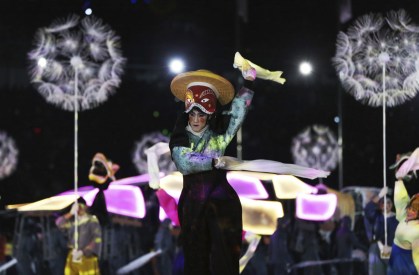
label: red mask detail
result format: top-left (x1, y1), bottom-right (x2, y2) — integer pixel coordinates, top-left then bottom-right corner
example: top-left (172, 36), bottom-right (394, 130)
top-left (185, 85), bottom-right (217, 114)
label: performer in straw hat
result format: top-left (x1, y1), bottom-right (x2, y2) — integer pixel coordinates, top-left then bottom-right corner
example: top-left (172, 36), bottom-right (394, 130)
top-left (168, 53), bottom-right (285, 275)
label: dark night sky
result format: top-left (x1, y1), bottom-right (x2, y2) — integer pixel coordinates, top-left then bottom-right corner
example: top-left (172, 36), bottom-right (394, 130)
top-left (1, 0), bottom-right (419, 208)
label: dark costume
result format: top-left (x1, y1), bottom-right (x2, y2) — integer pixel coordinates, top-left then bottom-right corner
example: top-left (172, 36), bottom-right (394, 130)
top-left (268, 218), bottom-right (295, 275)
top-left (334, 216), bottom-right (367, 275)
top-left (169, 71), bottom-right (254, 275)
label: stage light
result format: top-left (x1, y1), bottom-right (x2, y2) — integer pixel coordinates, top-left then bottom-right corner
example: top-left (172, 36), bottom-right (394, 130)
top-left (37, 57), bottom-right (47, 68)
top-left (169, 58), bottom-right (185, 74)
top-left (334, 116), bottom-right (340, 123)
top-left (299, 61), bottom-right (312, 75)
top-left (85, 8), bottom-right (92, 15)
top-left (296, 193), bottom-right (337, 221)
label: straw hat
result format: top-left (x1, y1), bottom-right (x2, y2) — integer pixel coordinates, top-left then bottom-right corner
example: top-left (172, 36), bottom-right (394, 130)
top-left (170, 70), bottom-right (234, 105)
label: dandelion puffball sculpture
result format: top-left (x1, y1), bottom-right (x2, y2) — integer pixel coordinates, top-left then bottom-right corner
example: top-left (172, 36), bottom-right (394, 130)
top-left (132, 132), bottom-right (176, 175)
top-left (0, 131), bottom-right (18, 180)
top-left (333, 10), bottom-right (419, 243)
top-left (28, 14), bottom-right (125, 111)
top-left (333, 9), bottom-right (419, 107)
top-left (27, 14), bottom-right (125, 249)
top-left (291, 125), bottom-right (338, 172)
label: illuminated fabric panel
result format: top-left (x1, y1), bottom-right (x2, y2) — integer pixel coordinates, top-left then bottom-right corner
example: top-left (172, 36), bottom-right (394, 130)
top-left (296, 193), bottom-right (337, 221)
top-left (60, 185), bottom-right (146, 219)
top-left (227, 172), bottom-right (269, 199)
top-left (272, 175), bottom-right (317, 199)
top-left (159, 172), bottom-right (183, 201)
top-left (240, 197), bottom-right (284, 235)
top-left (58, 186), bottom-right (96, 196)
top-left (156, 189), bottom-right (180, 226)
top-left (159, 171), bottom-right (269, 201)
top-left (16, 194), bottom-right (79, 212)
top-left (82, 185), bottom-right (146, 219)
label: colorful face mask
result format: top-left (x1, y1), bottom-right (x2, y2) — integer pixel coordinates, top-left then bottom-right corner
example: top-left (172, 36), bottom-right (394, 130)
top-left (185, 84), bottom-right (218, 114)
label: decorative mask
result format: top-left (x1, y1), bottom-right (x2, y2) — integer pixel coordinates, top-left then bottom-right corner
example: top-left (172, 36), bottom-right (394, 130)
top-left (185, 84), bottom-right (217, 114)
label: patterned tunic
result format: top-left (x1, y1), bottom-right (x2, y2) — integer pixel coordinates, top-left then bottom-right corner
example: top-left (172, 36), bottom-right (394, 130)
top-left (172, 87), bottom-right (254, 175)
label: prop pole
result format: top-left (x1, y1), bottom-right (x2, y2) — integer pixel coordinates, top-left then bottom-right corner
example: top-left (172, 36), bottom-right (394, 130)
top-left (74, 67), bottom-right (79, 250)
top-left (380, 52), bottom-right (388, 249)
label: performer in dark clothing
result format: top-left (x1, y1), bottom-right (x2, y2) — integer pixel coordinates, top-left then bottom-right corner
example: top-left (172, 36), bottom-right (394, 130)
top-left (169, 69), bottom-right (254, 275)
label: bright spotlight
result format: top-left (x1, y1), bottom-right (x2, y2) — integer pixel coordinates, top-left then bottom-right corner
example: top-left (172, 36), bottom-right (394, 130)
top-left (85, 8), bottom-right (93, 15)
top-left (334, 116), bottom-right (340, 123)
top-left (299, 61), bottom-right (313, 76)
top-left (169, 58), bottom-right (185, 74)
top-left (37, 57), bottom-right (47, 68)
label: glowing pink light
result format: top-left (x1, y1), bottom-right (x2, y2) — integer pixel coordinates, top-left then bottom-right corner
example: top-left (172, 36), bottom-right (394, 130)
top-left (156, 189), bottom-right (179, 225)
top-left (227, 172), bottom-right (269, 199)
top-left (58, 186), bottom-right (95, 196)
top-left (104, 185), bottom-right (146, 218)
top-left (58, 185), bottom-right (146, 219)
top-left (296, 193), bottom-right (337, 221)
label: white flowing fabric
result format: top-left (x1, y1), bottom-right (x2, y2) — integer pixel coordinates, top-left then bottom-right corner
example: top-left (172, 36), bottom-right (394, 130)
top-left (217, 156), bottom-right (330, 180)
top-left (146, 143), bottom-right (330, 189)
top-left (117, 250), bottom-right (162, 274)
top-left (145, 142), bottom-right (171, 189)
top-left (396, 147), bottom-right (419, 179)
top-left (0, 258), bottom-right (17, 273)
top-left (239, 232), bottom-right (261, 273)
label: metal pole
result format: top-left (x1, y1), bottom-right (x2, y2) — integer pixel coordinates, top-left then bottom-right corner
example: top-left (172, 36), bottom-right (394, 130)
top-left (74, 67), bottom-right (79, 250)
top-left (235, 0), bottom-right (247, 160)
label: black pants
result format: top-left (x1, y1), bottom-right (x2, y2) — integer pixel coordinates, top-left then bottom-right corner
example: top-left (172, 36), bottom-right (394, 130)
top-left (178, 169), bottom-right (242, 275)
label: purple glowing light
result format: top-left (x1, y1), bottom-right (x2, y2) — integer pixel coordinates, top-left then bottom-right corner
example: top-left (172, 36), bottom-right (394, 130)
top-left (157, 171), bottom-right (270, 223)
top-left (227, 172), bottom-right (269, 199)
top-left (59, 184), bottom-right (146, 219)
top-left (104, 185), bottom-right (146, 218)
top-left (296, 193), bottom-right (337, 221)
top-left (58, 186), bottom-right (95, 196)
top-left (160, 171), bottom-right (269, 202)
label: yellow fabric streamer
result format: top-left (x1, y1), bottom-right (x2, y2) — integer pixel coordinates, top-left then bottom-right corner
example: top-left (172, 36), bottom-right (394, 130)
top-left (233, 52), bottom-right (286, 84)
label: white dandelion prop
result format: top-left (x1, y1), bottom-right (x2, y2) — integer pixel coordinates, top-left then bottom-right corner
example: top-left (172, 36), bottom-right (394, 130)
top-left (28, 14), bottom-right (125, 250)
top-left (0, 131), bottom-right (19, 180)
top-left (132, 132), bottom-right (176, 175)
top-left (291, 125), bottom-right (339, 173)
top-left (333, 9), bottom-right (419, 249)
top-left (28, 14), bottom-right (125, 111)
top-left (333, 9), bottom-right (419, 107)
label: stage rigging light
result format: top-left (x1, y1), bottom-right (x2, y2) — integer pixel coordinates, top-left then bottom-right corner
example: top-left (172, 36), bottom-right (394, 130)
top-left (85, 8), bottom-right (92, 15)
top-left (37, 57), bottom-right (47, 68)
top-left (299, 61), bottom-right (312, 76)
top-left (169, 58), bottom-right (185, 74)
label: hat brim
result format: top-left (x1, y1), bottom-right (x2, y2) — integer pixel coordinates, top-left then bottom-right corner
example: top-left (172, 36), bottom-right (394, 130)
top-left (170, 70), bottom-right (234, 105)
